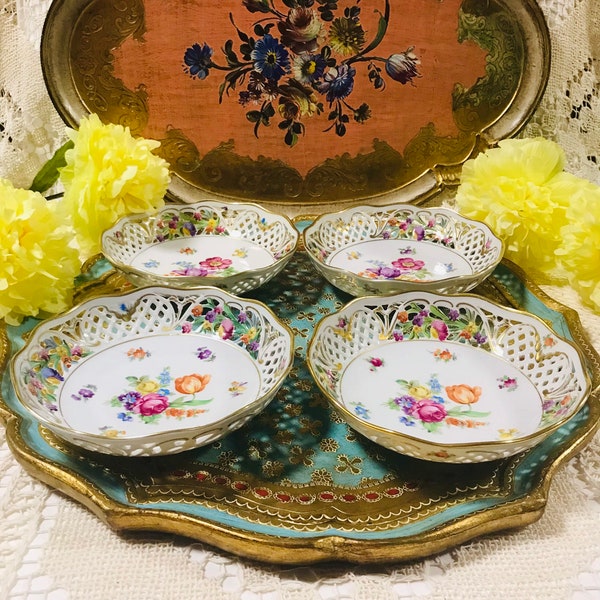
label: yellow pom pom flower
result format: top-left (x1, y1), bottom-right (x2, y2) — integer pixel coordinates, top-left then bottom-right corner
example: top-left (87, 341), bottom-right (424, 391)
top-left (555, 176), bottom-right (600, 312)
top-left (58, 114), bottom-right (170, 259)
top-left (455, 137), bottom-right (570, 281)
top-left (0, 179), bottom-right (80, 325)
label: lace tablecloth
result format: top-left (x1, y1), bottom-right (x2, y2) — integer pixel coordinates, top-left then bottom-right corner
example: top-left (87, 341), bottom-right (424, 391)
top-left (2, 1), bottom-right (600, 598)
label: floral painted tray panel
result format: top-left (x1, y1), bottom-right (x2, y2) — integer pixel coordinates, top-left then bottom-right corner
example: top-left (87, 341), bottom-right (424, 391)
top-left (1, 245), bottom-right (599, 565)
top-left (41, 0), bottom-right (549, 211)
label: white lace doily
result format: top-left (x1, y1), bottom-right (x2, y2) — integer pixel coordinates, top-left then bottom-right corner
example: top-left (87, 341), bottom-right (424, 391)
top-left (2, 1), bottom-right (600, 599)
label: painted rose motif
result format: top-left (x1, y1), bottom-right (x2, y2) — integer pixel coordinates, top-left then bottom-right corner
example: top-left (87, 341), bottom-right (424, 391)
top-left (407, 398), bottom-right (447, 423)
top-left (183, 0), bottom-right (419, 146)
top-left (132, 392), bottom-right (170, 416)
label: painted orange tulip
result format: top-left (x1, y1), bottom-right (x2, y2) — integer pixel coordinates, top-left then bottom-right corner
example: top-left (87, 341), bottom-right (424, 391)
top-left (445, 384), bottom-right (482, 406)
top-left (174, 373), bottom-right (211, 395)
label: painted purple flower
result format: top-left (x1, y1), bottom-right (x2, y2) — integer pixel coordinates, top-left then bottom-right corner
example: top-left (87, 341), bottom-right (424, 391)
top-left (412, 314), bottom-right (425, 327)
top-left (251, 34), bottom-right (291, 81)
top-left (78, 388), bottom-right (95, 399)
top-left (118, 390), bottom-right (142, 411)
top-left (172, 266), bottom-right (210, 277)
top-left (367, 265), bottom-right (401, 279)
top-left (318, 64), bottom-right (356, 103)
top-left (393, 395), bottom-right (414, 410)
top-left (392, 331), bottom-right (404, 341)
top-left (385, 47), bottom-right (420, 85)
top-left (412, 226), bottom-right (425, 241)
top-left (196, 347), bottom-right (213, 360)
top-left (184, 43), bottom-right (214, 80)
top-left (248, 341), bottom-right (260, 352)
top-left (448, 309), bottom-right (460, 321)
top-left (182, 222), bottom-right (197, 236)
top-left (237, 312), bottom-right (248, 323)
top-left (473, 332), bottom-right (487, 345)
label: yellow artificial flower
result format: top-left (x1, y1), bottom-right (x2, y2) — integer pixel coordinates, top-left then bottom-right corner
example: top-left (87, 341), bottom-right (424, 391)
top-left (0, 179), bottom-right (80, 325)
top-left (58, 113), bottom-right (170, 259)
top-left (555, 176), bottom-right (600, 312)
top-left (455, 137), bottom-right (570, 281)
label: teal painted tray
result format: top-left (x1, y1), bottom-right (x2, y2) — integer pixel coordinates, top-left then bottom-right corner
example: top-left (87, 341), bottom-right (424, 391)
top-left (1, 250), bottom-right (599, 565)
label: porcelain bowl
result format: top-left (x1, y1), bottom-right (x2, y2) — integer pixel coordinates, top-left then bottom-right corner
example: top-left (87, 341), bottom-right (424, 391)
top-left (11, 287), bottom-right (294, 456)
top-left (307, 291), bottom-right (591, 463)
top-left (102, 201), bottom-right (299, 295)
top-left (303, 204), bottom-right (503, 296)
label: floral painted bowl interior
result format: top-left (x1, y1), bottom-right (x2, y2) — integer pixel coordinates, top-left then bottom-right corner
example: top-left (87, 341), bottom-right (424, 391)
top-left (303, 204), bottom-right (503, 296)
top-left (10, 287), bottom-right (293, 456)
top-left (102, 201), bottom-right (299, 295)
top-left (307, 291), bottom-right (591, 463)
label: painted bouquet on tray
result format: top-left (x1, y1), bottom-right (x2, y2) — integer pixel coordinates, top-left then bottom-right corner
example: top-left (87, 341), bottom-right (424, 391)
top-left (183, 0), bottom-right (419, 146)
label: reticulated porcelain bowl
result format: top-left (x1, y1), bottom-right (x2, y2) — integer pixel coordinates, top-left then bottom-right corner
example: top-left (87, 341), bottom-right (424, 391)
top-left (303, 204), bottom-right (504, 296)
top-left (306, 291), bottom-right (591, 463)
top-left (10, 287), bottom-right (294, 456)
top-left (101, 201), bottom-right (299, 295)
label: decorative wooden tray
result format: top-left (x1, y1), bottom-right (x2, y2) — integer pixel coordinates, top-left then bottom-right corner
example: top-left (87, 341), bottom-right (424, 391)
top-left (1, 247), bottom-right (599, 565)
top-left (41, 0), bottom-right (550, 213)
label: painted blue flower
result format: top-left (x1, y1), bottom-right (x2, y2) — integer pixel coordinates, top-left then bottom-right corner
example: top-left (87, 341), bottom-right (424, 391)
top-left (399, 416), bottom-right (415, 427)
top-left (428, 376), bottom-right (442, 393)
top-left (117, 412), bottom-right (133, 422)
top-left (251, 34), bottom-right (290, 81)
top-left (354, 404), bottom-right (370, 419)
top-left (143, 259), bottom-right (159, 269)
top-left (292, 53), bottom-right (326, 84)
top-left (184, 42), bottom-right (214, 80)
top-left (318, 64), bottom-right (356, 103)
top-left (158, 368), bottom-right (171, 386)
top-left (40, 367), bottom-right (63, 382)
top-left (182, 222), bottom-right (197, 236)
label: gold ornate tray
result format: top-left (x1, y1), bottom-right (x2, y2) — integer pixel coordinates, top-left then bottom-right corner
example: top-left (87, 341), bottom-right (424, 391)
top-left (41, 0), bottom-right (550, 214)
top-left (1, 248), bottom-right (599, 565)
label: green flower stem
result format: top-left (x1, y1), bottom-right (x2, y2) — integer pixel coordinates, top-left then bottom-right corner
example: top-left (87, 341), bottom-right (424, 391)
top-left (29, 139), bottom-right (73, 194)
